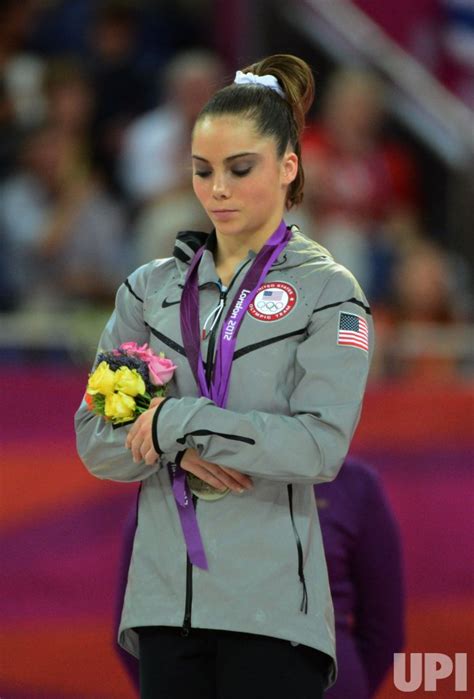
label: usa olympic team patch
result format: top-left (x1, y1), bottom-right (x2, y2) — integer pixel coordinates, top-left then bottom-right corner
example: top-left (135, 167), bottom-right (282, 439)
top-left (248, 282), bottom-right (297, 322)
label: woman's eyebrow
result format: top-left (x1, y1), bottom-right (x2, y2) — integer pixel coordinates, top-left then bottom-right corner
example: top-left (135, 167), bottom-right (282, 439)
top-left (192, 152), bottom-right (258, 163)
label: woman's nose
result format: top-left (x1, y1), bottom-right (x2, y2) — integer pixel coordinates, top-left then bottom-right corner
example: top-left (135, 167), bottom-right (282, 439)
top-left (212, 174), bottom-right (230, 198)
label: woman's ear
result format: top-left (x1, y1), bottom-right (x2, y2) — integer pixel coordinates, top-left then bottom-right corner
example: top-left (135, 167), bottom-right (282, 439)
top-left (281, 151), bottom-right (298, 185)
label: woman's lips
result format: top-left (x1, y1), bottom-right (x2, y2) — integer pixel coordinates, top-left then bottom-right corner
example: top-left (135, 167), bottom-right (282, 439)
top-left (210, 209), bottom-right (239, 221)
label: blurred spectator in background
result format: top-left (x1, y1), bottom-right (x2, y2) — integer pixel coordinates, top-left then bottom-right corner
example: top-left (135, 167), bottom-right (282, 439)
top-left (120, 49), bottom-right (224, 204)
top-left (393, 239), bottom-right (464, 324)
top-left (375, 236), bottom-right (471, 379)
top-left (24, 0), bottom-right (95, 57)
top-left (0, 120), bottom-right (129, 312)
top-left (315, 458), bottom-right (404, 699)
top-left (300, 68), bottom-right (420, 303)
top-left (0, 0), bottom-right (46, 128)
top-left (43, 57), bottom-right (94, 145)
top-left (120, 50), bottom-right (223, 261)
top-left (0, 77), bottom-right (24, 182)
top-left (87, 1), bottom-right (160, 195)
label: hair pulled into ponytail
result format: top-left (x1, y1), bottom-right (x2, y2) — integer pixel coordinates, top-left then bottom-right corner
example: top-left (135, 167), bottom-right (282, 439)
top-left (242, 54), bottom-right (314, 136)
top-left (195, 54), bottom-right (315, 209)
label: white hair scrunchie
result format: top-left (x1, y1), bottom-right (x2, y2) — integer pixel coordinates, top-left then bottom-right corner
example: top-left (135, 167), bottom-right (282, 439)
top-left (234, 70), bottom-right (285, 99)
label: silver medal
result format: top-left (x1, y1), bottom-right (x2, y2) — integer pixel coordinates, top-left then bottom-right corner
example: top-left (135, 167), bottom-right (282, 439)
top-left (186, 473), bottom-right (230, 501)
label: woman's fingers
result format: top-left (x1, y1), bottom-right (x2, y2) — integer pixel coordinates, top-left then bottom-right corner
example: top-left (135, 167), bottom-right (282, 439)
top-left (143, 447), bottom-right (159, 465)
top-left (126, 409), bottom-right (160, 465)
top-left (181, 449), bottom-right (253, 493)
top-left (189, 463), bottom-right (232, 492)
top-left (218, 465), bottom-right (253, 490)
top-left (149, 396), bottom-right (165, 408)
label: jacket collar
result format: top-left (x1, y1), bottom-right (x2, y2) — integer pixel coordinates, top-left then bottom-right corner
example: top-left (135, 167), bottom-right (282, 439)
top-left (172, 225), bottom-right (333, 284)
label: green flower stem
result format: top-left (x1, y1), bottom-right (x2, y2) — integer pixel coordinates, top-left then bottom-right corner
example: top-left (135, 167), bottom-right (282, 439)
top-left (135, 395), bottom-right (151, 408)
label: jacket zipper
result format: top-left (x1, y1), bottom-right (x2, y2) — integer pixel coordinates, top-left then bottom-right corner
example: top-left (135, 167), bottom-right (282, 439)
top-left (205, 284), bottom-right (228, 383)
top-left (205, 257), bottom-right (253, 365)
top-left (180, 258), bottom-right (252, 637)
top-left (181, 493), bottom-right (198, 636)
top-left (287, 484), bottom-right (309, 614)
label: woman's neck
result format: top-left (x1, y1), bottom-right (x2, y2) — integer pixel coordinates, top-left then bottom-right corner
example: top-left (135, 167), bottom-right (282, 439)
top-left (214, 232), bottom-right (269, 287)
top-left (214, 215), bottom-right (284, 270)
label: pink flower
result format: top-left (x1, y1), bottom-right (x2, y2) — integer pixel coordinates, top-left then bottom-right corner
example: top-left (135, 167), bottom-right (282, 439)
top-left (119, 341), bottom-right (176, 385)
top-left (136, 346), bottom-right (155, 363)
top-left (148, 354), bottom-right (177, 386)
top-left (120, 341), bottom-right (142, 354)
top-left (120, 341), bottom-right (153, 362)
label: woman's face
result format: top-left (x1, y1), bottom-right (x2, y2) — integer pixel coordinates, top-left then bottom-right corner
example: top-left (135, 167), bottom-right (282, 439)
top-left (191, 115), bottom-right (297, 243)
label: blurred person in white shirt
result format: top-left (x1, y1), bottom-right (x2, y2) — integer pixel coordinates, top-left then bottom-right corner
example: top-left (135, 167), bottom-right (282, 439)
top-left (119, 49), bottom-right (224, 205)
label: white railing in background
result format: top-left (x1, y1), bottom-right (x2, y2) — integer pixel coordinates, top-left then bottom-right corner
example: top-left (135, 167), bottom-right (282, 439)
top-left (0, 309), bottom-right (111, 364)
top-left (285, 0), bottom-right (474, 168)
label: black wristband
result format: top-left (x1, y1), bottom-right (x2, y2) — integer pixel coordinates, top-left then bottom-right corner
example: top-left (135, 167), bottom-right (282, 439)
top-left (151, 396), bottom-right (173, 454)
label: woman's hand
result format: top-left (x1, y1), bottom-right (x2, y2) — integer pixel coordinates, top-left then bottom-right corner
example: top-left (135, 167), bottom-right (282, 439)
top-left (125, 398), bottom-right (254, 492)
top-left (181, 448), bottom-right (253, 493)
top-left (125, 396), bottom-right (165, 465)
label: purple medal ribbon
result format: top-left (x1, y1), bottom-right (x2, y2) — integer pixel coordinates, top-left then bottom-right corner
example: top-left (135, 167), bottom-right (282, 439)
top-left (169, 220), bottom-right (291, 569)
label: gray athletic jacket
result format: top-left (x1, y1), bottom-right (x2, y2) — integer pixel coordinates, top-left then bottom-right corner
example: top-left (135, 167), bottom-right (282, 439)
top-left (75, 226), bottom-right (374, 689)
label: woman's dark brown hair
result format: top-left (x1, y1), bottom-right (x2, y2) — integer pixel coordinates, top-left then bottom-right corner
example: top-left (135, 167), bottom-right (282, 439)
top-left (194, 54), bottom-right (315, 209)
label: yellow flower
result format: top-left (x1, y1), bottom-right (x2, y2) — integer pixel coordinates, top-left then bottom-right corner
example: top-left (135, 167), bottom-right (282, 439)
top-left (104, 391), bottom-right (136, 423)
top-left (87, 361), bottom-right (116, 396)
top-left (114, 366), bottom-right (146, 397)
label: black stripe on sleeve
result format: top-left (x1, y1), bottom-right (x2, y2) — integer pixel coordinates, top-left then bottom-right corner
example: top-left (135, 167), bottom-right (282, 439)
top-left (176, 429), bottom-right (256, 446)
top-left (151, 396), bottom-right (174, 454)
top-left (124, 279), bottom-right (144, 303)
top-left (112, 421), bottom-right (130, 430)
top-left (312, 297), bottom-right (371, 316)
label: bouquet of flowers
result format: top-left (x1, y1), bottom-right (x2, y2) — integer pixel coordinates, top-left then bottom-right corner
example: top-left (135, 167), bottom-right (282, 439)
top-left (85, 342), bottom-right (177, 425)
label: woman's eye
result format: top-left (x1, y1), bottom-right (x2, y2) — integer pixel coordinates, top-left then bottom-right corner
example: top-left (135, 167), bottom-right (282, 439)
top-left (232, 167), bottom-right (251, 177)
top-left (194, 171), bottom-right (212, 178)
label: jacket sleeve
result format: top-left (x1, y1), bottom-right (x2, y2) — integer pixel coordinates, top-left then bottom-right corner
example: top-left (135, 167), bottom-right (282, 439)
top-left (352, 468), bottom-right (405, 695)
top-left (154, 266), bottom-right (374, 484)
top-left (74, 263), bottom-right (163, 482)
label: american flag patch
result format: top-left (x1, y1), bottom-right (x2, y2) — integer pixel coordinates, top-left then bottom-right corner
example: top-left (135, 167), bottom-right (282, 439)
top-left (263, 289), bottom-right (283, 301)
top-left (337, 312), bottom-right (369, 352)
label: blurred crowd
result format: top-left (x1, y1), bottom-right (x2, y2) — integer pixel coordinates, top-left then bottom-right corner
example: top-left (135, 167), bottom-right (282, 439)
top-left (0, 0), bottom-right (471, 379)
